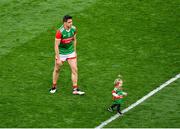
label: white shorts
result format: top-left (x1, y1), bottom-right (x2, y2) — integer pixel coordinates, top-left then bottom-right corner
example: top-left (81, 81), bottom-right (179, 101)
top-left (59, 52), bottom-right (76, 62)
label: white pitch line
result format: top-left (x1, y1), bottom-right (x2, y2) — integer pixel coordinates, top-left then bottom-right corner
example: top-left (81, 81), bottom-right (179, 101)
top-left (95, 73), bottom-right (180, 129)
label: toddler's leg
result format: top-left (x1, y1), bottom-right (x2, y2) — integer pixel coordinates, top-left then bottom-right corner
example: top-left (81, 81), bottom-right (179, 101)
top-left (117, 104), bottom-right (122, 115)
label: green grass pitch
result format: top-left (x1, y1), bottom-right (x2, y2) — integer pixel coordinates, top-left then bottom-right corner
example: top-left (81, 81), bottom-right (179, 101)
top-left (0, 0), bottom-right (179, 127)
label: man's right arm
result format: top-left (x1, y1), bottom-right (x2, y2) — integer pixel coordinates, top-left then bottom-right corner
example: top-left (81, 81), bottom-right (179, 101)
top-left (55, 30), bottom-right (61, 63)
top-left (55, 38), bottom-right (60, 59)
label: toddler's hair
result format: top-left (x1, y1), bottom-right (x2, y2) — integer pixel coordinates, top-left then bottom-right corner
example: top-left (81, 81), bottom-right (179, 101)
top-left (114, 74), bottom-right (123, 85)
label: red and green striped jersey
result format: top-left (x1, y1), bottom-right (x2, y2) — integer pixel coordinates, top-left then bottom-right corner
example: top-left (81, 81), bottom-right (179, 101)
top-left (112, 88), bottom-right (124, 104)
top-left (56, 25), bottom-right (77, 55)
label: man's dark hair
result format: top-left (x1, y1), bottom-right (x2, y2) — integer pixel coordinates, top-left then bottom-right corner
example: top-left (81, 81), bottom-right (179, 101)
top-left (63, 15), bottom-right (72, 22)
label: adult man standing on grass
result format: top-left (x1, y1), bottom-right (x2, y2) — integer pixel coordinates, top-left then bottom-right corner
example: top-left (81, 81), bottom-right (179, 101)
top-left (49, 15), bottom-right (85, 95)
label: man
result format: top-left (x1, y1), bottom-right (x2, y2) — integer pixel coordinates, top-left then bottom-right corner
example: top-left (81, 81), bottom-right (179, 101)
top-left (49, 15), bottom-right (85, 95)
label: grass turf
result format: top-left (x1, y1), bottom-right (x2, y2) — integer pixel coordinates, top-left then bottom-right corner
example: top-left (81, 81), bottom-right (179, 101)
top-left (0, 0), bottom-right (179, 127)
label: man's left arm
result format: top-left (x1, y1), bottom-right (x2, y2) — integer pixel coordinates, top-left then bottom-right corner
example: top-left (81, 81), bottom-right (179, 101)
top-left (74, 34), bottom-right (77, 53)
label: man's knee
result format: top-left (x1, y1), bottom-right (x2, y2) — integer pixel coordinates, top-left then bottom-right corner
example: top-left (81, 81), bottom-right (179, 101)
top-left (54, 64), bottom-right (61, 73)
top-left (56, 61), bottom-right (63, 66)
top-left (72, 67), bottom-right (78, 74)
top-left (54, 67), bottom-right (60, 73)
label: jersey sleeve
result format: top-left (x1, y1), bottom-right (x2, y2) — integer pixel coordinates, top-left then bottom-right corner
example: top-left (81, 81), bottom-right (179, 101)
top-left (112, 88), bottom-right (117, 94)
top-left (55, 30), bottom-right (62, 39)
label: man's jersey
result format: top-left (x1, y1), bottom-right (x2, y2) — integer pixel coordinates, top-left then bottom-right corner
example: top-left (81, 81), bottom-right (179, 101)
top-left (56, 25), bottom-right (77, 55)
top-left (112, 88), bottom-right (124, 104)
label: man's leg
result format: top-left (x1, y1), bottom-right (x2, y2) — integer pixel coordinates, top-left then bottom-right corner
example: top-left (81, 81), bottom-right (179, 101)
top-left (50, 59), bottom-right (63, 93)
top-left (68, 58), bottom-right (85, 95)
top-left (67, 58), bottom-right (78, 87)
